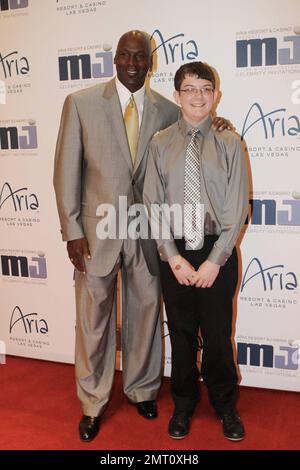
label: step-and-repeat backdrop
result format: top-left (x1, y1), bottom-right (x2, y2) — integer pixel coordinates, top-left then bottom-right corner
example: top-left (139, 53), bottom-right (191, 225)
top-left (1, 0), bottom-right (300, 391)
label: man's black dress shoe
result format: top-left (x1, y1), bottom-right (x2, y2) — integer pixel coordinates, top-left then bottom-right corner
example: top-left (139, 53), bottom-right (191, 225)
top-left (136, 400), bottom-right (158, 419)
top-left (168, 413), bottom-right (190, 439)
top-left (221, 411), bottom-right (245, 441)
top-left (79, 415), bottom-right (100, 442)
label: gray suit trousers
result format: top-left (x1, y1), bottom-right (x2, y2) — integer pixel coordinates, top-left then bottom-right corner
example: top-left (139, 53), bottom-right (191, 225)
top-left (74, 238), bottom-right (162, 417)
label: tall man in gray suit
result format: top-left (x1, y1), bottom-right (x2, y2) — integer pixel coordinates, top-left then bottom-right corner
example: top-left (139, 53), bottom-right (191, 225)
top-left (54, 30), bottom-right (227, 442)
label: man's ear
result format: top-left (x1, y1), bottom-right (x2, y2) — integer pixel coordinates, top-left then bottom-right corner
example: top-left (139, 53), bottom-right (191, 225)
top-left (213, 89), bottom-right (219, 103)
top-left (173, 90), bottom-right (181, 106)
top-left (149, 55), bottom-right (153, 72)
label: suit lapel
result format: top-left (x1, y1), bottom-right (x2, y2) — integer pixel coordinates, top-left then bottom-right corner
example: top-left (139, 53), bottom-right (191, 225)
top-left (102, 79), bottom-right (133, 171)
top-left (134, 87), bottom-right (158, 173)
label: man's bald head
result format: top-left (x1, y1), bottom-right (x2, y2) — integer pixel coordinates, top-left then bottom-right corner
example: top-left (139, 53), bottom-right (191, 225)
top-left (117, 30), bottom-right (152, 56)
top-left (114, 30), bottom-right (152, 93)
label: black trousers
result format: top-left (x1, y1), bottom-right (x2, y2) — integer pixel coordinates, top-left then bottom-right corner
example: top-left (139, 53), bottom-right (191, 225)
top-left (159, 236), bottom-right (238, 417)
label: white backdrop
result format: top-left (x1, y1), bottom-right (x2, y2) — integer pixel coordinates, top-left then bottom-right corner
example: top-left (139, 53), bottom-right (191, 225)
top-left (0, 0), bottom-right (300, 391)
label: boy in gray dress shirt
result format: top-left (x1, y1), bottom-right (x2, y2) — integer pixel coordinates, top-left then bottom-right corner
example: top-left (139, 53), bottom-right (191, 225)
top-left (143, 62), bottom-right (249, 441)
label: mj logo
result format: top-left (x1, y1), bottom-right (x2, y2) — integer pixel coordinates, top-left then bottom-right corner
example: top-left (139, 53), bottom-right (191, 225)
top-left (236, 35), bottom-right (300, 67)
top-left (59, 51), bottom-right (113, 81)
top-left (0, 0), bottom-right (28, 11)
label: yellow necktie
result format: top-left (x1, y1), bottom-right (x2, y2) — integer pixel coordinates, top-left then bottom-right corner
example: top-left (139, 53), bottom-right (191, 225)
top-left (124, 95), bottom-right (139, 164)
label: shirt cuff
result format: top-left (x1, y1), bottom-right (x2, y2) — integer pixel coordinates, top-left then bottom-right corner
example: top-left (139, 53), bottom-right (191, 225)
top-left (157, 240), bottom-right (179, 261)
top-left (61, 226), bottom-right (85, 242)
top-left (207, 243), bottom-right (231, 266)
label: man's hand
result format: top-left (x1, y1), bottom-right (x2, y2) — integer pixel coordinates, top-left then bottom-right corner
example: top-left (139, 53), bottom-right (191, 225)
top-left (212, 116), bottom-right (234, 131)
top-left (189, 260), bottom-right (220, 288)
top-left (67, 238), bottom-right (91, 273)
top-left (168, 254), bottom-right (196, 286)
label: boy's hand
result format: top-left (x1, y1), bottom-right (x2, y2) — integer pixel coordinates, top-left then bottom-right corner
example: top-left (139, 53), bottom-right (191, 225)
top-left (168, 254), bottom-right (196, 286)
top-left (189, 260), bottom-right (220, 288)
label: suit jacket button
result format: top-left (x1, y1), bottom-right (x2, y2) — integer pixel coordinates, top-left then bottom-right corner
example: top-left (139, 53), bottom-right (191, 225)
top-left (132, 179), bottom-right (135, 186)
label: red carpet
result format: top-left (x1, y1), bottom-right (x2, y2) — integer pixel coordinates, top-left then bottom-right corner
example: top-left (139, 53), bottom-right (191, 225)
top-left (0, 355), bottom-right (299, 450)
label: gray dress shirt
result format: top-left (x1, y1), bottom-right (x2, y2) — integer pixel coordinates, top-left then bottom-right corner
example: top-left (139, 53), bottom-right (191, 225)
top-left (143, 115), bottom-right (249, 266)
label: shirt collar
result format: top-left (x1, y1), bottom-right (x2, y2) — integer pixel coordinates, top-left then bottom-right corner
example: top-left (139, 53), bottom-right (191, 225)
top-left (179, 114), bottom-right (213, 137)
top-left (115, 76), bottom-right (145, 108)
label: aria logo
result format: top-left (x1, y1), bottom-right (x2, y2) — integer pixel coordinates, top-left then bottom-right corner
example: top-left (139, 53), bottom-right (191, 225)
top-left (151, 29), bottom-right (199, 66)
top-left (241, 102), bottom-right (300, 140)
top-left (0, 50), bottom-right (30, 80)
top-left (241, 257), bottom-right (297, 293)
top-left (0, 0), bottom-right (28, 11)
top-left (0, 182), bottom-right (39, 212)
top-left (9, 305), bottom-right (48, 335)
top-left (58, 45), bottom-right (113, 81)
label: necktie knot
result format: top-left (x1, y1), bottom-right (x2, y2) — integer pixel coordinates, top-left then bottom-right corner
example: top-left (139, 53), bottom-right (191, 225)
top-left (190, 128), bottom-right (199, 139)
top-left (129, 95), bottom-right (135, 109)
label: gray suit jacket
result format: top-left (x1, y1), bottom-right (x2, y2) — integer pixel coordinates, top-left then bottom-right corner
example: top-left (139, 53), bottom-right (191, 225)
top-left (54, 79), bottom-right (179, 276)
